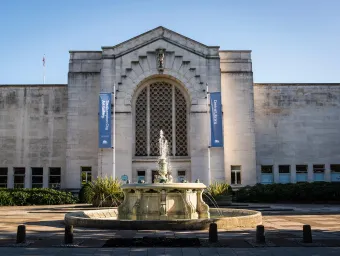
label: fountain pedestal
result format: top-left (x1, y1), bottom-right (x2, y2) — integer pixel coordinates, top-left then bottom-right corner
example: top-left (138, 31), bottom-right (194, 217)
top-left (118, 183), bottom-right (210, 220)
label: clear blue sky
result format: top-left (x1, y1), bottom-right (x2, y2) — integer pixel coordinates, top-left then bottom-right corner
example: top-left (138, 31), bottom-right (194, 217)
top-left (1, 0), bottom-right (339, 84)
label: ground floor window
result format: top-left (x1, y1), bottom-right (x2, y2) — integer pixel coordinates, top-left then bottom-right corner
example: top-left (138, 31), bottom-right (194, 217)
top-left (81, 167), bottom-right (92, 185)
top-left (0, 168), bottom-right (8, 188)
top-left (330, 164), bottom-right (340, 182)
top-left (31, 167), bottom-right (43, 188)
top-left (279, 165), bottom-right (290, 183)
top-left (49, 167), bottom-right (61, 189)
top-left (137, 170), bottom-right (146, 183)
top-left (296, 165), bottom-right (308, 182)
top-left (231, 166), bottom-right (241, 185)
top-left (313, 165), bottom-right (325, 181)
top-left (151, 170), bottom-right (158, 183)
top-left (177, 170), bottom-right (186, 182)
top-left (14, 167), bottom-right (25, 188)
top-left (261, 165), bottom-right (273, 184)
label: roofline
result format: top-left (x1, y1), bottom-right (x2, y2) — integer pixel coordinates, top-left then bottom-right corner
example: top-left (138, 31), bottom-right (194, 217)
top-left (69, 51), bottom-right (102, 53)
top-left (0, 84), bottom-right (67, 87)
top-left (220, 50), bottom-right (252, 53)
top-left (101, 26), bottom-right (217, 49)
top-left (254, 83), bottom-right (340, 86)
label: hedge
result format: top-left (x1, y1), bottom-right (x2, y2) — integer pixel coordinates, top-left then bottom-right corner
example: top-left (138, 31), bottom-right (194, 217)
top-left (0, 188), bottom-right (78, 206)
top-left (234, 182), bottom-right (340, 203)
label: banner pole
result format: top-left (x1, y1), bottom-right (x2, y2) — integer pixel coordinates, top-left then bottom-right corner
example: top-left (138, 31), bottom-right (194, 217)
top-left (206, 83), bottom-right (211, 185)
top-left (113, 84), bottom-right (116, 179)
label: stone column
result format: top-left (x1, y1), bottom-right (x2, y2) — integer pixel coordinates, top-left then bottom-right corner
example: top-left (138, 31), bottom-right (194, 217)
top-left (273, 164), bottom-right (279, 183)
top-left (219, 51), bottom-right (257, 186)
top-left (307, 163), bottom-right (314, 182)
top-left (24, 166), bottom-right (31, 188)
top-left (325, 163), bottom-right (331, 182)
top-left (291, 164), bottom-right (297, 183)
top-left (7, 166), bottom-right (14, 189)
top-left (43, 166), bottom-right (49, 188)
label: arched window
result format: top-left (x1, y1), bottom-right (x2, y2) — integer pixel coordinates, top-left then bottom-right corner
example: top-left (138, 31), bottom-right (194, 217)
top-left (135, 81), bottom-right (188, 157)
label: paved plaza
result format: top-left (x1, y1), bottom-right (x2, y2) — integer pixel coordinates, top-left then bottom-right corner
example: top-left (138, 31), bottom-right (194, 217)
top-left (0, 204), bottom-right (340, 255)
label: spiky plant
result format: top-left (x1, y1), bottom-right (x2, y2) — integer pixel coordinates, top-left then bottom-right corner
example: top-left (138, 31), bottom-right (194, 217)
top-left (206, 182), bottom-right (232, 198)
top-left (91, 176), bottom-right (123, 207)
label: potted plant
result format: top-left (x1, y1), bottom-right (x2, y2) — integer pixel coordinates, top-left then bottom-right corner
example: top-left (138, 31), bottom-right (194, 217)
top-left (205, 182), bottom-right (233, 206)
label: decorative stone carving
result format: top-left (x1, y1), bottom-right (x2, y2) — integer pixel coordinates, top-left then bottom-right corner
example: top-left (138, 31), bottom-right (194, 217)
top-left (156, 48), bottom-right (165, 72)
top-left (118, 183), bottom-right (209, 220)
top-left (196, 190), bottom-right (210, 219)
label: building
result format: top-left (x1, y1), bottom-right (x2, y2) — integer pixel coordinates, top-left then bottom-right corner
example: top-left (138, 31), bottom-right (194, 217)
top-left (1, 26), bottom-right (340, 190)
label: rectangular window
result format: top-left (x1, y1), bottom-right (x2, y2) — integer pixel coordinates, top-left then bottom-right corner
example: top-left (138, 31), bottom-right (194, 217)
top-left (31, 167), bottom-right (43, 188)
top-left (49, 167), bottom-right (61, 189)
top-left (81, 167), bottom-right (92, 185)
top-left (151, 170), bottom-right (158, 183)
top-left (331, 164), bottom-right (340, 182)
top-left (261, 165), bottom-right (273, 173)
top-left (261, 165), bottom-right (273, 184)
top-left (231, 166), bottom-right (241, 185)
top-left (279, 165), bottom-right (290, 183)
top-left (0, 168), bottom-right (8, 188)
top-left (137, 170), bottom-right (146, 183)
top-left (313, 164), bottom-right (325, 181)
top-left (14, 167), bottom-right (25, 188)
top-left (177, 170), bottom-right (186, 182)
top-left (296, 165), bottom-right (308, 182)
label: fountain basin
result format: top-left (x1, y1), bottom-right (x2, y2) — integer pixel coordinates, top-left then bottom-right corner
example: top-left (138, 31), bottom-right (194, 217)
top-left (64, 208), bottom-right (262, 230)
top-left (118, 183), bottom-right (210, 220)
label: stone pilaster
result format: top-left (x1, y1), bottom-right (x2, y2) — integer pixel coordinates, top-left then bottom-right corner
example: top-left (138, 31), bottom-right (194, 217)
top-left (220, 51), bottom-right (257, 186)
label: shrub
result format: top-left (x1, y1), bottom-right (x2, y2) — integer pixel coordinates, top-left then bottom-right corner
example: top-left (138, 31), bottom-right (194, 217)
top-left (78, 182), bottom-right (94, 204)
top-left (91, 177), bottom-right (124, 207)
top-left (206, 182), bottom-right (232, 199)
top-left (0, 188), bottom-right (77, 206)
top-left (234, 182), bottom-right (340, 203)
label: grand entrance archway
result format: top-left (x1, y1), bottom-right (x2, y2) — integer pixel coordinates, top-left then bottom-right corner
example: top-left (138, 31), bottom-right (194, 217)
top-left (132, 78), bottom-right (191, 183)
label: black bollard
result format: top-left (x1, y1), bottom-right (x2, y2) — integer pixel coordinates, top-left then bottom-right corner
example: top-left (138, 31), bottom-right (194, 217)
top-left (16, 225), bottom-right (26, 244)
top-left (64, 225), bottom-right (74, 244)
top-left (256, 225), bottom-right (265, 243)
top-left (303, 224), bottom-right (312, 243)
top-left (209, 223), bottom-right (218, 243)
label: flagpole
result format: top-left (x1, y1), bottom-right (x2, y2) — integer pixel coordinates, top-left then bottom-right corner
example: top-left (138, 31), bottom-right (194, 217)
top-left (206, 83), bottom-right (211, 185)
top-left (112, 83), bottom-right (116, 179)
top-left (43, 54), bottom-right (46, 84)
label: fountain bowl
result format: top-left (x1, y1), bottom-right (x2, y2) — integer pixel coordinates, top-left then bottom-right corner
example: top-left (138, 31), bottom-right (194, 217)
top-left (117, 182), bottom-right (210, 221)
top-left (64, 207), bottom-right (262, 230)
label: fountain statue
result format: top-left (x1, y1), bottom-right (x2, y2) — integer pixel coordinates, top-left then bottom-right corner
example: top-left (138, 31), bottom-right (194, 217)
top-left (153, 130), bottom-right (173, 183)
top-left (117, 130), bottom-right (210, 220)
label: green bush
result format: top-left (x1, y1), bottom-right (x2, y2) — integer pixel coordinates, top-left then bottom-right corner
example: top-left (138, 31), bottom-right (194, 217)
top-left (79, 177), bottom-right (124, 207)
top-left (0, 188), bottom-right (77, 206)
top-left (205, 182), bottom-right (232, 199)
top-left (234, 182), bottom-right (340, 203)
top-left (78, 182), bottom-right (94, 204)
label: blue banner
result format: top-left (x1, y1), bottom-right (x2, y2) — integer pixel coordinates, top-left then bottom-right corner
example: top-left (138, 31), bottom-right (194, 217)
top-left (210, 92), bottom-right (223, 147)
top-left (98, 93), bottom-right (112, 148)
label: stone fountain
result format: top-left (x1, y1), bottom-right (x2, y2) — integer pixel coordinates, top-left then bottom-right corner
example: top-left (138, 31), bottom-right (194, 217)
top-left (64, 131), bottom-right (262, 230)
top-left (118, 130), bottom-right (210, 220)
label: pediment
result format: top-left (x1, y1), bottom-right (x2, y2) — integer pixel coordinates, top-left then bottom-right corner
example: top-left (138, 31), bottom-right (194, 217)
top-left (102, 26), bottom-right (219, 58)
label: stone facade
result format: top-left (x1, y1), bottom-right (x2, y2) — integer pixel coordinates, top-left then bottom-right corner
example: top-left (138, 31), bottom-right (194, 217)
top-left (0, 27), bottom-right (340, 189)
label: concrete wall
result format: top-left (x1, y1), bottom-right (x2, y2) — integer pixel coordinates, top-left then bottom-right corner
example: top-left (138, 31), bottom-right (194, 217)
top-left (220, 51), bottom-right (257, 186)
top-left (254, 84), bottom-right (340, 182)
top-left (0, 85), bottom-right (67, 188)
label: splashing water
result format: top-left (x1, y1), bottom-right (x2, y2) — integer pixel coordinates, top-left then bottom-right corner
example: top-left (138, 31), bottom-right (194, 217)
top-left (154, 130), bottom-right (173, 183)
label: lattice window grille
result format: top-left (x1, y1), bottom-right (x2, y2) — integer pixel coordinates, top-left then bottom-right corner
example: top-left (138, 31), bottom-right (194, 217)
top-left (135, 81), bottom-right (188, 157)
